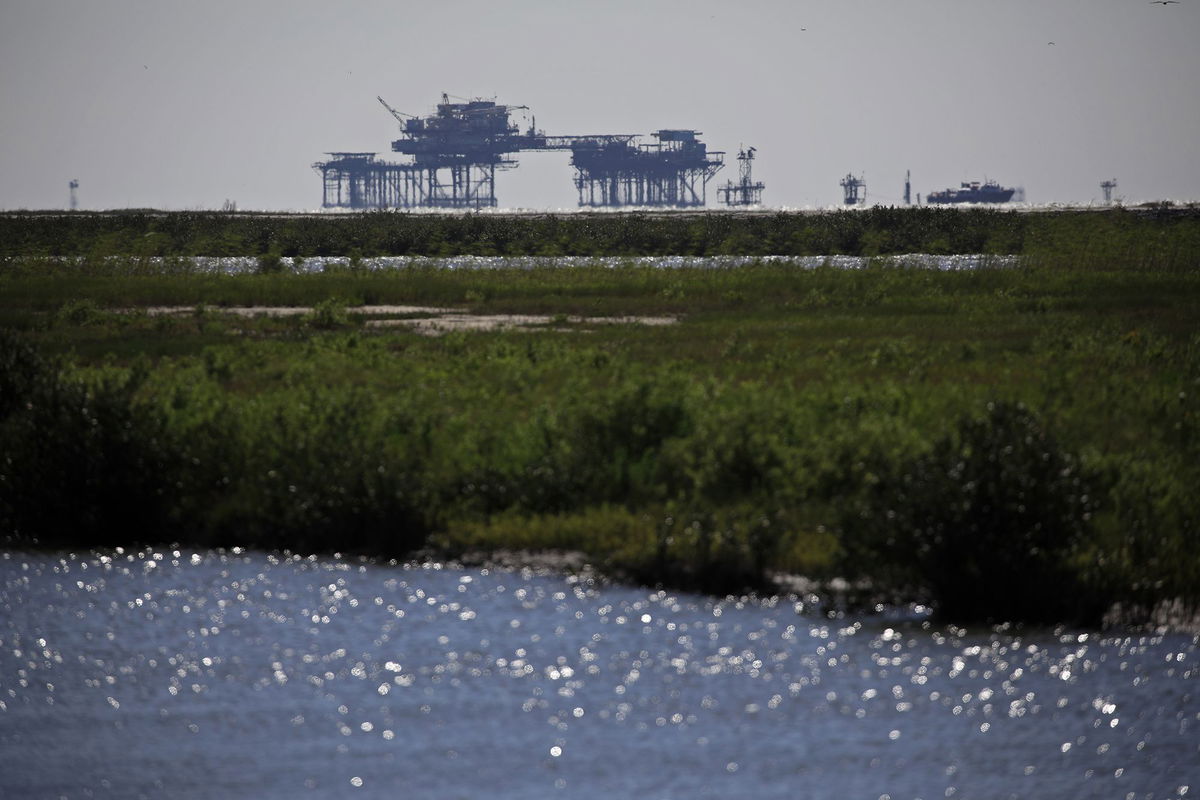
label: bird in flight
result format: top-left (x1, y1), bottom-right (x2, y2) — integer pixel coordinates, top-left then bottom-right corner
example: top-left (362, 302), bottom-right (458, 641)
top-left (1150, 1), bottom-right (1179, 5)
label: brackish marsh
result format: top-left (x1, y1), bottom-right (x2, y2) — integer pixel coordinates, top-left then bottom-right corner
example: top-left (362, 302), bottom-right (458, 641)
top-left (1, 207), bottom-right (1198, 626)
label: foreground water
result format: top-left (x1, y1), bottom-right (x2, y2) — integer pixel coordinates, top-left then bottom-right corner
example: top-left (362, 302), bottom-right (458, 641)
top-left (2, 550), bottom-right (1196, 800)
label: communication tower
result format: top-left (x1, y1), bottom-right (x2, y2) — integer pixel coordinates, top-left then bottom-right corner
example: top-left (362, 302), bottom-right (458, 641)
top-left (904, 170), bottom-right (911, 206)
top-left (1101, 179), bottom-right (1118, 205)
top-left (69, 179), bottom-right (79, 210)
top-left (717, 146), bottom-right (765, 207)
top-left (840, 173), bottom-right (866, 205)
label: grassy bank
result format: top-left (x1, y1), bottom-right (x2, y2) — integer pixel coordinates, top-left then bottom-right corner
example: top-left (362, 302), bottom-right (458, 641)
top-left (2, 209), bottom-right (1198, 625)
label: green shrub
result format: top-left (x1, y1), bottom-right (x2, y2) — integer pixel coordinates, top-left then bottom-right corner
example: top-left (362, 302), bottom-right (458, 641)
top-left (171, 390), bottom-right (431, 558)
top-left (304, 297), bottom-right (352, 329)
top-left (0, 332), bottom-right (175, 545)
top-left (841, 402), bottom-right (1105, 624)
top-left (257, 252), bottom-right (284, 274)
top-left (55, 298), bottom-right (104, 326)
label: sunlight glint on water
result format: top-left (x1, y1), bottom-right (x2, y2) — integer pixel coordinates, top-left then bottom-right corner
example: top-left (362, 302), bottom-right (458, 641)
top-left (1, 550), bottom-right (1196, 799)
top-left (2, 253), bottom-right (1022, 274)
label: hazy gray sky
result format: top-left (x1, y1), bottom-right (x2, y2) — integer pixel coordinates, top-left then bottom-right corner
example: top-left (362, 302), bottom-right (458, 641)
top-left (2, 0), bottom-right (1197, 211)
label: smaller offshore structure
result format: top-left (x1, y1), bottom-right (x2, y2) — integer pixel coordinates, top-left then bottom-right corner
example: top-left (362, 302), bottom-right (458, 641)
top-left (1101, 179), bottom-right (1118, 205)
top-left (927, 179), bottom-right (1015, 204)
top-left (315, 94), bottom-right (727, 210)
top-left (717, 146), bottom-right (765, 206)
top-left (840, 173), bottom-right (866, 205)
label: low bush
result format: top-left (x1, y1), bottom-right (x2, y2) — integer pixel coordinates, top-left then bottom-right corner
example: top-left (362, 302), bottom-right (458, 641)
top-left (0, 331), bottom-right (174, 545)
top-left (303, 297), bottom-right (353, 329)
top-left (841, 402), bottom-right (1106, 624)
top-left (256, 252), bottom-right (285, 274)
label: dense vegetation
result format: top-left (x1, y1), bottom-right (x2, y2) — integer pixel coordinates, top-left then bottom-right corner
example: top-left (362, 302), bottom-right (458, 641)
top-left (1, 205), bottom-right (1198, 262)
top-left (2, 208), bottom-right (1198, 626)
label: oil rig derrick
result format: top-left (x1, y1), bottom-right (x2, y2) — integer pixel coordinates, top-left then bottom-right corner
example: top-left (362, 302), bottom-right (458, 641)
top-left (840, 172), bottom-right (866, 205)
top-left (718, 146), bottom-right (765, 207)
top-left (315, 94), bottom-right (729, 210)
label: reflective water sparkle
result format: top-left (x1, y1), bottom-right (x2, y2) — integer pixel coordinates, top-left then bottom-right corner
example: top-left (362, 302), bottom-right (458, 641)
top-left (1, 550), bottom-right (1196, 799)
top-left (2, 252), bottom-right (1021, 274)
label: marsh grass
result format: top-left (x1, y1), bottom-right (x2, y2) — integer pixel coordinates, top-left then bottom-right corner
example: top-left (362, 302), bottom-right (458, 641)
top-left (1, 208), bottom-right (1198, 623)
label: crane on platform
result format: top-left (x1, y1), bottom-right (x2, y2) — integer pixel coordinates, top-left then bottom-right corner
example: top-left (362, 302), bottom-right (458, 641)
top-left (377, 96), bottom-right (414, 126)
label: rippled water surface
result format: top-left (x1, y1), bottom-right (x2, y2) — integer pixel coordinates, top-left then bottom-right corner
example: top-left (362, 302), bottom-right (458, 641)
top-left (2, 550), bottom-right (1196, 799)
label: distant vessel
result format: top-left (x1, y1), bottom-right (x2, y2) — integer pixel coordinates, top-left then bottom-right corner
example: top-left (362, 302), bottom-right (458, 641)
top-left (926, 179), bottom-right (1015, 204)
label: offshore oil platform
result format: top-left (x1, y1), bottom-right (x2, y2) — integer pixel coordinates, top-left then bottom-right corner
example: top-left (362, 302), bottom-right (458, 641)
top-left (717, 147), bottom-right (765, 206)
top-left (314, 93), bottom-right (735, 210)
top-left (840, 173), bottom-right (867, 206)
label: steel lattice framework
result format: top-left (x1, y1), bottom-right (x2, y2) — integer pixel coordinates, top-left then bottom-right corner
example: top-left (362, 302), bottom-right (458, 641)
top-left (717, 147), bottom-right (765, 207)
top-left (570, 130), bottom-right (724, 208)
top-left (314, 95), bottom-right (727, 210)
top-left (840, 172), bottom-right (867, 206)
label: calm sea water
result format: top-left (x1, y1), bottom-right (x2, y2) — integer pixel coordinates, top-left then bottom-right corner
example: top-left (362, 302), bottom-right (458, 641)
top-left (2, 549), bottom-right (1196, 800)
